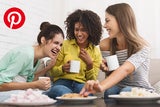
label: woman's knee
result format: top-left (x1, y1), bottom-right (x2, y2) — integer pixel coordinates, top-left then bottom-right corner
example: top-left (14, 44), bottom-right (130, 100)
top-left (46, 85), bottom-right (72, 99)
top-left (121, 86), bottom-right (132, 92)
top-left (104, 86), bottom-right (120, 99)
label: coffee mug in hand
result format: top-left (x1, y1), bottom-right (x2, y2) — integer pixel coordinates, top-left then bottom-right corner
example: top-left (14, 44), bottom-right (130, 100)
top-left (70, 60), bottom-right (80, 73)
top-left (38, 77), bottom-right (50, 80)
top-left (105, 55), bottom-right (119, 71)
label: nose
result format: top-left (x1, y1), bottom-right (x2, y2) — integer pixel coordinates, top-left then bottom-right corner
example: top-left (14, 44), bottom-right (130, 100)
top-left (103, 23), bottom-right (107, 28)
top-left (56, 45), bottom-right (61, 50)
top-left (77, 30), bottom-right (82, 36)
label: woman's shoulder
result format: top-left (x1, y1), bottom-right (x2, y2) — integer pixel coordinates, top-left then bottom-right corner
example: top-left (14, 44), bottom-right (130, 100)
top-left (17, 45), bottom-right (33, 53)
top-left (99, 37), bottom-right (110, 51)
top-left (8, 45), bottom-right (32, 54)
top-left (2, 46), bottom-right (33, 63)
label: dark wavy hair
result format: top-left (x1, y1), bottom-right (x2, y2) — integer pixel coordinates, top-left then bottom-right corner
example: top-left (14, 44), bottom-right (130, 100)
top-left (65, 9), bottom-right (103, 46)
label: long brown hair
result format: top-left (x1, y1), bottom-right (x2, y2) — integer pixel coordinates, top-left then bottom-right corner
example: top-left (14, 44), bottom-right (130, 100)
top-left (106, 3), bottom-right (148, 57)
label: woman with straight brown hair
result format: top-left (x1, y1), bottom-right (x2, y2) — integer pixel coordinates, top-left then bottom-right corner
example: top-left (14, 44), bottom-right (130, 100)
top-left (80, 3), bottom-right (153, 102)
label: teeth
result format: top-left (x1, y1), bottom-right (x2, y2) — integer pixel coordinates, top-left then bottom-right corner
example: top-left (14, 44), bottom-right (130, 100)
top-left (51, 50), bottom-right (56, 54)
top-left (107, 29), bottom-right (110, 31)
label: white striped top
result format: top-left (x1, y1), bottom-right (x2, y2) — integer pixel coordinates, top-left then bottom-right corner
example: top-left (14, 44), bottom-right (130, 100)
top-left (101, 47), bottom-right (153, 90)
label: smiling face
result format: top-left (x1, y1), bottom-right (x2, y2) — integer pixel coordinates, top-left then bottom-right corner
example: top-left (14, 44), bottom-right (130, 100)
top-left (74, 22), bottom-right (89, 48)
top-left (43, 33), bottom-right (64, 59)
top-left (104, 12), bottom-right (120, 39)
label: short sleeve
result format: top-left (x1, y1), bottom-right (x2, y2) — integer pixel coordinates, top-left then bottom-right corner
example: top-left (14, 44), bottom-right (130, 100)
top-left (127, 47), bottom-right (150, 69)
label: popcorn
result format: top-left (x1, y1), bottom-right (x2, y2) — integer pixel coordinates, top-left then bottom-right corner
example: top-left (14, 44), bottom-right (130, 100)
top-left (119, 87), bottom-right (159, 97)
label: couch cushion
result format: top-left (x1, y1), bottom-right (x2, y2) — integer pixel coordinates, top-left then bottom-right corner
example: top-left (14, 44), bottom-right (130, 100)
top-left (149, 59), bottom-right (160, 85)
top-left (153, 81), bottom-right (160, 94)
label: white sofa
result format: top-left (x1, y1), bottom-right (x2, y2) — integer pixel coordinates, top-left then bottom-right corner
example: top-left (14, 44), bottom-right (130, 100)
top-left (148, 59), bottom-right (160, 94)
top-left (148, 59), bottom-right (160, 85)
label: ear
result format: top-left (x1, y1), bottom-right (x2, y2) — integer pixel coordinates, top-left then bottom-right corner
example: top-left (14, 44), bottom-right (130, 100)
top-left (41, 36), bottom-right (46, 44)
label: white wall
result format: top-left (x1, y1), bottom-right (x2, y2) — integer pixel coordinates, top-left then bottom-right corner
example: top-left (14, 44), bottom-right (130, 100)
top-left (0, 0), bottom-right (160, 59)
top-left (0, 0), bottom-right (55, 58)
top-left (53, 0), bottom-right (160, 58)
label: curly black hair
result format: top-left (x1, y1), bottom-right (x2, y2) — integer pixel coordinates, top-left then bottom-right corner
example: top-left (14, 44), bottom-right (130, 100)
top-left (64, 9), bottom-right (103, 46)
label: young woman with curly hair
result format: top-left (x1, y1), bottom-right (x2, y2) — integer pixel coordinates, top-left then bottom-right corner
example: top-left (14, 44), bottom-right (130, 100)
top-left (46, 9), bottom-right (103, 99)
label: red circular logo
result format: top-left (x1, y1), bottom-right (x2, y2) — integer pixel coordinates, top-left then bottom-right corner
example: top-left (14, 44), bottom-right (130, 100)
top-left (3, 7), bottom-right (25, 29)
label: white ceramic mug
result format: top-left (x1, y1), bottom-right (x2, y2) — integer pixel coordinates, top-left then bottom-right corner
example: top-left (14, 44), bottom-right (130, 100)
top-left (38, 77), bottom-right (49, 80)
top-left (70, 60), bottom-right (80, 73)
top-left (105, 55), bottom-right (119, 71)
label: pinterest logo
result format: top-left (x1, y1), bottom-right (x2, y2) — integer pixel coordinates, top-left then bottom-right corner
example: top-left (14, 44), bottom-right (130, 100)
top-left (3, 7), bottom-right (25, 29)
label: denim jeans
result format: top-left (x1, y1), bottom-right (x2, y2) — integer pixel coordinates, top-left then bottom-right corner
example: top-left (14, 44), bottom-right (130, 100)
top-left (44, 79), bottom-right (84, 99)
top-left (104, 85), bottom-right (132, 103)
